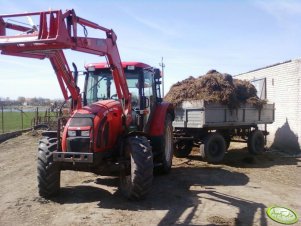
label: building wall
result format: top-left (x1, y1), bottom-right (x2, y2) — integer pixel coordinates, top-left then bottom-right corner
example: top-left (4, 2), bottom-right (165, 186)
top-left (236, 59), bottom-right (301, 153)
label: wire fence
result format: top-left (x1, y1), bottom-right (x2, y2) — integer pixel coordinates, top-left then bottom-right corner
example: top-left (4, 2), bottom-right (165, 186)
top-left (0, 106), bottom-right (60, 134)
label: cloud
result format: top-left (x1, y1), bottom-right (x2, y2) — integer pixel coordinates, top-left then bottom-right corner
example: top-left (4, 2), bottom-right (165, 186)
top-left (116, 5), bottom-right (178, 37)
top-left (129, 15), bottom-right (176, 36)
top-left (255, 0), bottom-right (301, 18)
top-left (254, 0), bottom-right (301, 33)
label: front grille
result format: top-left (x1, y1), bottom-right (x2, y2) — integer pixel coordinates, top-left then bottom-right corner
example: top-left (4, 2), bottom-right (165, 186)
top-left (67, 137), bottom-right (90, 152)
top-left (69, 113), bottom-right (94, 127)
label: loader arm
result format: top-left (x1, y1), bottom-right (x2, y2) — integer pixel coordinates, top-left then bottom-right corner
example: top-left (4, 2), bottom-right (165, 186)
top-left (0, 9), bottom-right (131, 122)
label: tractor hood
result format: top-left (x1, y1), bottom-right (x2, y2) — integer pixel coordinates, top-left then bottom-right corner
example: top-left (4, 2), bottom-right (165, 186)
top-left (61, 99), bottom-right (124, 152)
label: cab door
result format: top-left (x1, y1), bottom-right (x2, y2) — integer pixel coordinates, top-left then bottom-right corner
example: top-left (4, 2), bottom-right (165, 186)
top-left (140, 69), bottom-right (157, 132)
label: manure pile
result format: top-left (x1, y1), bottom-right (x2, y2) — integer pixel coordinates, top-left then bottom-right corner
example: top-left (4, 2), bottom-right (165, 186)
top-left (164, 70), bottom-right (266, 108)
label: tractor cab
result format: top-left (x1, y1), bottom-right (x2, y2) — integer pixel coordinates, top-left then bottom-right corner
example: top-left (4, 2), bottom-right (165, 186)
top-left (84, 62), bottom-right (162, 132)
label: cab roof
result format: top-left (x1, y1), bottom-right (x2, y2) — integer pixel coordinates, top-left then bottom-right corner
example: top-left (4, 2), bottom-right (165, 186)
top-left (86, 62), bottom-right (151, 69)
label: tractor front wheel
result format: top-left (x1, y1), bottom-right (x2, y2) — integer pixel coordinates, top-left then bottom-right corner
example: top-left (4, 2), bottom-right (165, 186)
top-left (120, 136), bottom-right (153, 200)
top-left (37, 137), bottom-right (60, 198)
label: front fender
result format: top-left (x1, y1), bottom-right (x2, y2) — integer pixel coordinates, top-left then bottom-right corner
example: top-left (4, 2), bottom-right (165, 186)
top-left (149, 102), bottom-right (174, 136)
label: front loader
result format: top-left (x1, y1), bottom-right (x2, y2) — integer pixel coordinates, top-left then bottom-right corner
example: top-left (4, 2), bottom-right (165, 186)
top-left (0, 9), bottom-right (174, 200)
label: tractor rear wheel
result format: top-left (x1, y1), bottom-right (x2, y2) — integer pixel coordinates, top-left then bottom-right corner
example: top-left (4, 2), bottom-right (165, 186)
top-left (120, 136), bottom-right (153, 200)
top-left (37, 137), bottom-right (60, 198)
top-left (156, 114), bottom-right (174, 174)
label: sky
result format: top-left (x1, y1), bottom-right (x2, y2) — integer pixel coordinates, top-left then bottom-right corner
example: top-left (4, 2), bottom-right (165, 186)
top-left (0, 0), bottom-right (300, 99)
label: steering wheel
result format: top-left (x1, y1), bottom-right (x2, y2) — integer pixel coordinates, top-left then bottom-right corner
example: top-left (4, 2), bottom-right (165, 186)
top-left (110, 94), bottom-right (118, 99)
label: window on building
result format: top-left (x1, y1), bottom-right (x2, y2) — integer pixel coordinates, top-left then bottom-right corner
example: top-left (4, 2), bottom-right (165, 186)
top-left (251, 78), bottom-right (266, 99)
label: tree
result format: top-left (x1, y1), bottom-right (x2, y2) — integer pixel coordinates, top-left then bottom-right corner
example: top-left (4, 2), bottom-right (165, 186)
top-left (17, 96), bottom-right (26, 104)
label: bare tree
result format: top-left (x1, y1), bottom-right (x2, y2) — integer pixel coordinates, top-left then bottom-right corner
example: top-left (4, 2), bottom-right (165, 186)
top-left (17, 96), bottom-right (26, 104)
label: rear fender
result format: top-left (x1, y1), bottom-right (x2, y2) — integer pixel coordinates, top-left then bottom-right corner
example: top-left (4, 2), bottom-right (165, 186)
top-left (149, 102), bottom-right (174, 137)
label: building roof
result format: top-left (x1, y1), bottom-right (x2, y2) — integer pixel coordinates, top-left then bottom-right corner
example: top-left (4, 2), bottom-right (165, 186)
top-left (235, 59), bottom-right (299, 77)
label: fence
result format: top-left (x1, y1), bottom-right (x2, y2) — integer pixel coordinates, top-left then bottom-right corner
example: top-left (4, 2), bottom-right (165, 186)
top-left (0, 106), bottom-right (60, 134)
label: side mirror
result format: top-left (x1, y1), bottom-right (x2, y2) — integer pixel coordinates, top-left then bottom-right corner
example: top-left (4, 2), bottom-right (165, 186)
top-left (154, 68), bottom-right (161, 80)
top-left (72, 62), bottom-right (78, 85)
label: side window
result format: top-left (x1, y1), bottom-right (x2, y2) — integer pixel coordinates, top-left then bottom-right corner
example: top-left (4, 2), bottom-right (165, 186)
top-left (86, 72), bottom-right (116, 105)
top-left (252, 78), bottom-right (266, 99)
top-left (143, 71), bottom-right (153, 98)
top-left (86, 74), bottom-right (98, 104)
top-left (105, 78), bottom-right (117, 99)
top-left (126, 78), bottom-right (139, 108)
top-left (97, 78), bottom-right (107, 99)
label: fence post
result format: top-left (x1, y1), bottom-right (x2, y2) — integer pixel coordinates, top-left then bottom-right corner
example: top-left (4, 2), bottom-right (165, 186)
top-left (36, 107), bottom-right (39, 126)
top-left (21, 108), bottom-right (24, 131)
top-left (1, 105), bottom-right (4, 133)
top-left (48, 108), bottom-right (50, 124)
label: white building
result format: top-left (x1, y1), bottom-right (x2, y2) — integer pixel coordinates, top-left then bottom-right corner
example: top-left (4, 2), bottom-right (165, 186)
top-left (236, 59), bottom-right (301, 154)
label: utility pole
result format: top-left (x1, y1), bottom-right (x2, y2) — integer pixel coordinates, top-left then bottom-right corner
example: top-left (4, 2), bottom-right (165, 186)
top-left (159, 57), bottom-right (165, 97)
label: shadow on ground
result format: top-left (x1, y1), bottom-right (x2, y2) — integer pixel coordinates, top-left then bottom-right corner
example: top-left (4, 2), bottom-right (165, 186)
top-left (187, 146), bottom-right (301, 169)
top-left (223, 147), bottom-right (300, 169)
top-left (49, 166), bottom-right (268, 225)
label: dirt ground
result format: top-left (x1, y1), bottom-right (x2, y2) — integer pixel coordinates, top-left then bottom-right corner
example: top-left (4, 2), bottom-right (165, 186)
top-left (0, 133), bottom-right (300, 226)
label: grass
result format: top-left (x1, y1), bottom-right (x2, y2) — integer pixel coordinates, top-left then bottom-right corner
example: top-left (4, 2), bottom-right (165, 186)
top-left (0, 110), bottom-right (58, 133)
top-left (0, 112), bottom-right (36, 133)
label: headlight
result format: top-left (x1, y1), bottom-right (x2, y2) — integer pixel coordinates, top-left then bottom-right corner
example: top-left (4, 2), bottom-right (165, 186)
top-left (68, 130), bottom-right (76, 137)
top-left (81, 130), bottom-right (90, 137)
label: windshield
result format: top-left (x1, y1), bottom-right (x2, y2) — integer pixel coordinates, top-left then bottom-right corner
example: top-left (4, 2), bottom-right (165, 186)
top-left (86, 69), bottom-right (139, 106)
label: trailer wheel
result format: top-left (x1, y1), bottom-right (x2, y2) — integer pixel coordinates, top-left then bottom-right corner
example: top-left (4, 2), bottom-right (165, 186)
top-left (200, 133), bottom-right (226, 163)
top-left (174, 140), bottom-right (193, 158)
top-left (37, 137), bottom-right (60, 198)
top-left (219, 130), bottom-right (231, 150)
top-left (120, 136), bottom-right (153, 200)
top-left (248, 130), bottom-right (264, 155)
top-left (224, 134), bottom-right (231, 150)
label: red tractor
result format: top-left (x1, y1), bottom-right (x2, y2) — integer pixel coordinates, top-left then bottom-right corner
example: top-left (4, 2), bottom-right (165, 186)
top-left (0, 10), bottom-right (174, 200)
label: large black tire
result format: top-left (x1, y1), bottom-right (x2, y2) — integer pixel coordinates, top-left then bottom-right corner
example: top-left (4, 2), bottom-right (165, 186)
top-left (200, 133), bottom-right (226, 163)
top-left (223, 134), bottom-right (231, 150)
top-left (174, 140), bottom-right (193, 158)
top-left (120, 136), bottom-right (153, 200)
top-left (37, 137), bottom-right (60, 198)
top-left (248, 130), bottom-right (264, 155)
top-left (156, 114), bottom-right (174, 174)
top-left (219, 130), bottom-right (231, 150)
